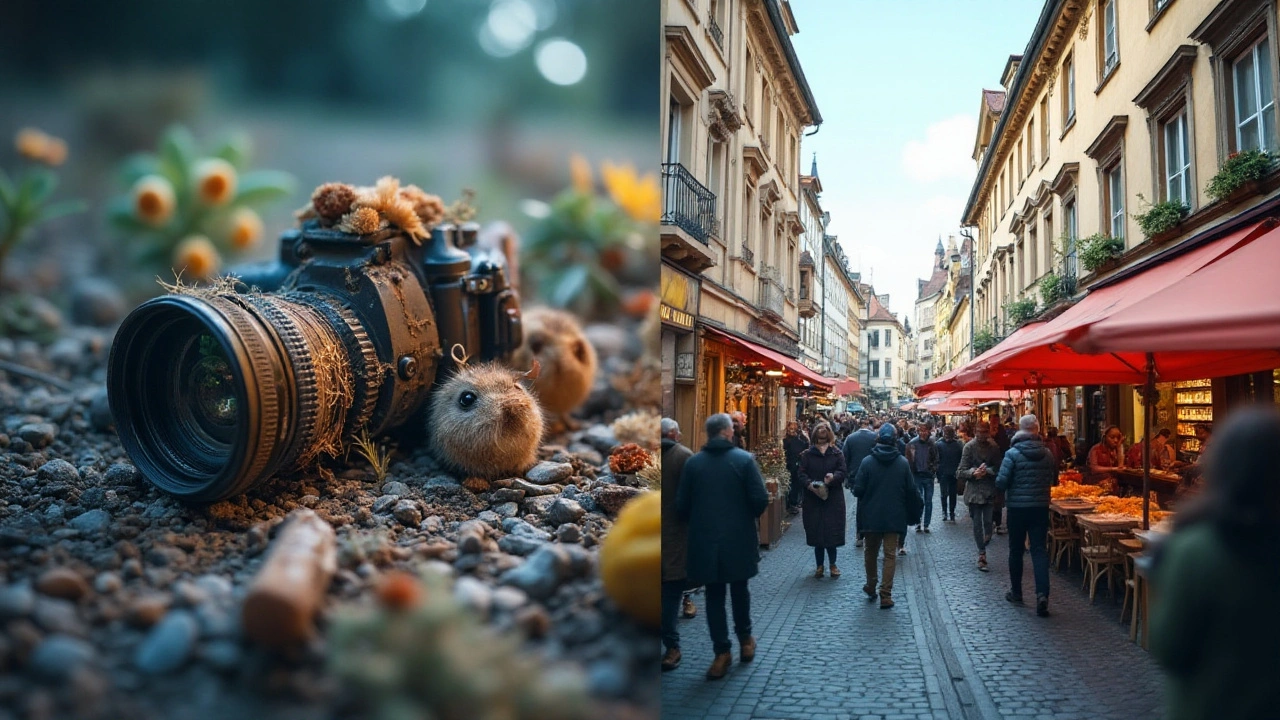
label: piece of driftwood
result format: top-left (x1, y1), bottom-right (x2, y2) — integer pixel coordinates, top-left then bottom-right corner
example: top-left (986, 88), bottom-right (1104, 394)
top-left (241, 508), bottom-right (336, 648)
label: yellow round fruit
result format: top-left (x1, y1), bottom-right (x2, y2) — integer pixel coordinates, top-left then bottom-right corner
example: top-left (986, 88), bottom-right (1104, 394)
top-left (599, 490), bottom-right (660, 628)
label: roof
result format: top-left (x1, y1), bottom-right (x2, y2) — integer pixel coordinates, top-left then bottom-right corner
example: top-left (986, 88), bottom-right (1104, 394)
top-left (917, 250), bottom-right (950, 301)
top-left (867, 293), bottom-right (899, 324)
top-left (982, 89), bottom-right (1006, 115)
top-left (764, 0), bottom-right (823, 126)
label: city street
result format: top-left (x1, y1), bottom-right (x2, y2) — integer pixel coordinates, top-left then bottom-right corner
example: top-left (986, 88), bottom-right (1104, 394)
top-left (661, 492), bottom-right (1164, 720)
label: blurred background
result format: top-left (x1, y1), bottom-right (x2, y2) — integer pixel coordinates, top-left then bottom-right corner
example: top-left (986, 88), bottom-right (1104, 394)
top-left (0, 0), bottom-right (658, 321)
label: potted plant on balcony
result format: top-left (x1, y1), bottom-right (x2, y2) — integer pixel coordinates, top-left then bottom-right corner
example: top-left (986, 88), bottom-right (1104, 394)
top-left (1078, 232), bottom-right (1125, 274)
top-left (973, 326), bottom-right (998, 356)
top-left (1004, 297), bottom-right (1038, 327)
top-left (1132, 193), bottom-right (1190, 244)
top-left (1206, 149), bottom-right (1275, 204)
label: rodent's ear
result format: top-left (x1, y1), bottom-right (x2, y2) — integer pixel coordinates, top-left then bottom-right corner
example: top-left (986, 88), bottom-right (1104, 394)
top-left (519, 359), bottom-right (542, 388)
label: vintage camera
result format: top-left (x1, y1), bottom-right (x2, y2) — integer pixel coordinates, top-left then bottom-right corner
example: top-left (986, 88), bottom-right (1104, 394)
top-left (107, 221), bottom-right (522, 501)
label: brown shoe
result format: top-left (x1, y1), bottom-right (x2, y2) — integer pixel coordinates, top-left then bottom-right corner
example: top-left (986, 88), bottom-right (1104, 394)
top-left (681, 595), bottom-right (697, 619)
top-left (706, 652), bottom-right (732, 680)
top-left (880, 596), bottom-right (895, 609)
top-left (661, 648), bottom-right (681, 672)
top-left (862, 584), bottom-right (877, 600)
top-left (814, 566), bottom-right (824, 578)
top-left (739, 636), bottom-right (756, 663)
top-left (829, 565), bottom-right (841, 578)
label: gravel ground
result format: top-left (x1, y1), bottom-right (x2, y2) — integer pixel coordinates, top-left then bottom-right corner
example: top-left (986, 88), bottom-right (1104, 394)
top-left (0, 315), bottom-right (660, 720)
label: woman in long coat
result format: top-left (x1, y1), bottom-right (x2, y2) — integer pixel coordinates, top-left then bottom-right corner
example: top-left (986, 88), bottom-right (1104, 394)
top-left (799, 421), bottom-right (847, 578)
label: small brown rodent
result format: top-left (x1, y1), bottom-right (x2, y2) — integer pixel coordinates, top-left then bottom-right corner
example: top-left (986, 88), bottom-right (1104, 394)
top-left (427, 361), bottom-right (544, 479)
top-left (511, 307), bottom-right (598, 418)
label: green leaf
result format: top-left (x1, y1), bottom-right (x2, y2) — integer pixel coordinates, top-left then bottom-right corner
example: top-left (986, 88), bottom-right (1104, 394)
top-left (0, 167), bottom-right (14, 209)
top-left (36, 199), bottom-right (87, 223)
top-left (159, 125), bottom-right (197, 190)
top-left (119, 153), bottom-right (160, 186)
top-left (213, 131), bottom-right (253, 170)
top-left (550, 265), bottom-right (588, 308)
top-left (21, 169), bottom-right (57, 206)
top-left (107, 195), bottom-right (156, 233)
top-left (233, 169), bottom-right (296, 206)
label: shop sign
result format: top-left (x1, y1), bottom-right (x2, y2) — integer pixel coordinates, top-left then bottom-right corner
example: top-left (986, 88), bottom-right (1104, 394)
top-left (661, 264), bottom-right (700, 330)
top-left (676, 352), bottom-right (695, 380)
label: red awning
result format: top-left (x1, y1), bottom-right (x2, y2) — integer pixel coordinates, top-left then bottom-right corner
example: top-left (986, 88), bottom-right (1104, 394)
top-left (899, 402), bottom-right (917, 411)
top-left (832, 378), bottom-right (862, 396)
top-left (926, 400), bottom-right (976, 414)
top-left (921, 389), bottom-right (1026, 402)
top-left (1081, 223), bottom-right (1280, 355)
top-left (953, 220), bottom-right (1278, 389)
top-left (703, 327), bottom-right (834, 390)
top-left (916, 322), bottom-right (1047, 393)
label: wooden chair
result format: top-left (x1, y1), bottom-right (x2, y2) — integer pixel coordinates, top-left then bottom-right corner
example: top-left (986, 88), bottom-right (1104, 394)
top-left (1079, 525), bottom-right (1124, 602)
top-left (1049, 511), bottom-right (1081, 571)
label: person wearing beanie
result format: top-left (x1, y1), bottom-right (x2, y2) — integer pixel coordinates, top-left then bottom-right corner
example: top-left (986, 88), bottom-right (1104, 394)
top-left (995, 414), bottom-right (1056, 617)
top-left (852, 423), bottom-right (919, 608)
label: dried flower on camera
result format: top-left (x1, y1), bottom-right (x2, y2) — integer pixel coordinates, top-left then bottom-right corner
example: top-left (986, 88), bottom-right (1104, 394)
top-left (173, 235), bottom-right (221, 280)
top-left (311, 182), bottom-right (357, 221)
top-left (610, 411), bottom-right (661, 452)
top-left (338, 206), bottom-right (384, 235)
top-left (193, 158), bottom-right (237, 206)
top-left (354, 176), bottom-right (426, 241)
top-left (229, 207), bottom-right (263, 250)
top-left (400, 184), bottom-right (446, 228)
top-left (15, 127), bottom-right (67, 166)
top-left (132, 175), bottom-right (176, 227)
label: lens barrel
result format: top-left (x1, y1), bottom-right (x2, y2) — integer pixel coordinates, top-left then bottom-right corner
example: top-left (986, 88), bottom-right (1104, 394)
top-left (107, 291), bottom-right (369, 501)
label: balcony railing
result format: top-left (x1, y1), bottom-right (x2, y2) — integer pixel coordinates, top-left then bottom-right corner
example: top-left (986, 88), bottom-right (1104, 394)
top-left (708, 13), bottom-right (724, 49)
top-left (740, 241), bottom-right (754, 266)
top-left (1060, 252), bottom-right (1079, 297)
top-left (661, 162), bottom-right (716, 245)
top-left (758, 277), bottom-right (785, 320)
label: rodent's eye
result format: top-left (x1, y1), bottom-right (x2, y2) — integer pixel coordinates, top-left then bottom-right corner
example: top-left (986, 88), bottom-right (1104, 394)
top-left (572, 340), bottom-right (588, 364)
top-left (458, 391), bottom-right (478, 409)
top-left (528, 334), bottom-right (545, 355)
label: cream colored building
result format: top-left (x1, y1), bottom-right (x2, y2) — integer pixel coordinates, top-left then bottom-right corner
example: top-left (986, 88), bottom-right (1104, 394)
top-left (660, 0), bottom-right (822, 446)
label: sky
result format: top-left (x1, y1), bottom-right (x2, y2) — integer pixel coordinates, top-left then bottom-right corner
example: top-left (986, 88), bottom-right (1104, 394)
top-left (791, 0), bottom-right (1046, 325)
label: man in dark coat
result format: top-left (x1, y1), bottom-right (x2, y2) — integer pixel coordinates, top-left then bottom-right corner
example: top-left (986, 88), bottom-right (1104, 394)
top-left (798, 422), bottom-right (847, 578)
top-left (842, 418), bottom-right (878, 548)
top-left (958, 421), bottom-right (1003, 571)
top-left (660, 418), bottom-right (695, 672)
top-left (905, 422), bottom-right (940, 532)
top-left (936, 425), bottom-right (964, 523)
top-left (676, 413), bottom-right (770, 680)
top-left (995, 415), bottom-right (1057, 618)
top-left (853, 424), bottom-right (918, 608)
top-left (782, 421), bottom-right (809, 514)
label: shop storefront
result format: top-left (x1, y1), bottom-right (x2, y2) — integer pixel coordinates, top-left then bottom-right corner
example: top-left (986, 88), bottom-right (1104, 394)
top-left (660, 263), bottom-right (701, 443)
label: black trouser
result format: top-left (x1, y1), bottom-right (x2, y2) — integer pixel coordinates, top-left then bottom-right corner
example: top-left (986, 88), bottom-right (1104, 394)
top-left (938, 474), bottom-right (957, 517)
top-left (661, 580), bottom-right (685, 651)
top-left (813, 546), bottom-right (837, 567)
top-left (1006, 507), bottom-right (1050, 599)
top-left (787, 467), bottom-right (803, 507)
top-left (705, 580), bottom-right (751, 655)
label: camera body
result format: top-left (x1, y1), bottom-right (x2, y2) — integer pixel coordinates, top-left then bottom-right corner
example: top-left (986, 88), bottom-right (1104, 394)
top-left (107, 221), bottom-right (523, 501)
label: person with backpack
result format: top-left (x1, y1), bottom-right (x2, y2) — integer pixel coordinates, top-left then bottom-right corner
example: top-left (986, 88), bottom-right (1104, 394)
top-left (936, 425), bottom-right (964, 523)
top-left (905, 422), bottom-right (940, 533)
top-left (843, 417), bottom-right (879, 549)
top-left (853, 423), bottom-right (922, 609)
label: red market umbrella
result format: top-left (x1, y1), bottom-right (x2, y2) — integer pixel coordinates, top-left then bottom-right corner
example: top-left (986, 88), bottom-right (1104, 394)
top-left (915, 323), bottom-right (1047, 394)
top-left (899, 402), bottom-right (917, 411)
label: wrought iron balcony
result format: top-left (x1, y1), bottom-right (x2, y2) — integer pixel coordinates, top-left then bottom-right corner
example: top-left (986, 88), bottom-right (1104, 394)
top-left (758, 277), bottom-right (785, 320)
top-left (661, 162), bottom-right (717, 245)
top-left (740, 241), bottom-right (754, 266)
top-left (708, 12), bottom-right (724, 49)
top-left (1059, 253), bottom-right (1079, 297)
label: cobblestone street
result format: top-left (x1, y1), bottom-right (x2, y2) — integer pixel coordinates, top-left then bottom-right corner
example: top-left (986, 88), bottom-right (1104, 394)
top-left (661, 491), bottom-right (1165, 719)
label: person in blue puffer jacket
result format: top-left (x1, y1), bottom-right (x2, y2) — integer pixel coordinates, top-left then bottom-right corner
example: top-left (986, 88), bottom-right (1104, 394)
top-left (995, 414), bottom-right (1057, 618)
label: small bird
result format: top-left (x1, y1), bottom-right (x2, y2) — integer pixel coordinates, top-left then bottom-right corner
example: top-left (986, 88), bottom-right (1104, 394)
top-left (511, 307), bottom-right (598, 429)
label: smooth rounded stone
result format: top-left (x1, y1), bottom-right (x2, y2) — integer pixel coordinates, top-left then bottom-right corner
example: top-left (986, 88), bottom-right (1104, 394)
top-left (452, 576), bottom-right (493, 617)
top-left (567, 444), bottom-right (605, 467)
top-left (86, 388), bottom-right (115, 433)
top-left (494, 502), bottom-right (519, 518)
top-left (33, 597), bottom-right (85, 635)
top-left (69, 509), bottom-right (111, 534)
top-left (490, 488), bottom-right (526, 504)
top-left (35, 568), bottom-right (91, 601)
top-left (498, 534), bottom-right (547, 556)
top-left (0, 583), bottom-right (36, 618)
top-left (93, 573), bottom-right (122, 595)
top-left (200, 639), bottom-right (242, 672)
top-left (559, 608), bottom-right (605, 645)
top-left (524, 496), bottom-right (559, 517)
top-left (491, 586), bottom-right (528, 612)
top-left (453, 554), bottom-right (483, 573)
top-left (103, 463), bottom-right (141, 486)
top-left (174, 581), bottom-right (209, 607)
top-left (18, 423), bottom-right (57, 450)
top-left (514, 604), bottom-right (552, 639)
top-left (419, 515), bottom-right (444, 534)
top-left (580, 425), bottom-right (619, 454)
top-left (70, 278), bottom-right (127, 327)
top-left (476, 510), bottom-right (502, 525)
top-left (501, 518), bottom-right (552, 542)
top-left (31, 634), bottom-right (97, 681)
top-left (555, 524), bottom-right (583, 544)
top-left (381, 481), bottom-right (410, 497)
top-left (193, 603), bottom-right (238, 638)
top-left (127, 594), bottom-right (171, 628)
top-left (135, 610), bottom-right (199, 674)
top-left (526, 461), bottom-right (574, 485)
top-left (586, 659), bottom-right (629, 697)
top-left (192, 575), bottom-right (233, 605)
top-left (511, 478), bottom-right (562, 498)
top-left (393, 500), bottom-right (422, 527)
top-left (37, 459), bottom-right (78, 484)
top-left (499, 545), bottom-right (570, 600)
top-left (546, 498), bottom-right (586, 527)
top-left (371, 495), bottom-right (398, 515)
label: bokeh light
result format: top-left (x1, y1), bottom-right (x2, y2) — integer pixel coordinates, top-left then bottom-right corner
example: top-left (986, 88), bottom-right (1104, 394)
top-left (368, 0), bottom-right (428, 22)
top-left (535, 38), bottom-right (587, 86)
top-left (479, 0), bottom-right (538, 57)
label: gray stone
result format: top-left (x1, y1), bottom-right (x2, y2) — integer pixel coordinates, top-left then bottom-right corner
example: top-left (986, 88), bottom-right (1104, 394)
top-left (200, 639), bottom-right (242, 672)
top-left (33, 597), bottom-right (84, 635)
top-left (498, 534), bottom-right (547, 556)
top-left (499, 545), bottom-right (570, 600)
top-left (587, 659), bottom-right (628, 697)
top-left (103, 463), bottom-right (141, 486)
top-left (18, 423), bottom-right (57, 449)
top-left (88, 387), bottom-right (115, 432)
top-left (524, 496), bottom-right (559, 516)
top-left (194, 603), bottom-right (238, 638)
top-left (381, 481), bottom-right (410, 497)
top-left (135, 610), bottom-right (199, 674)
top-left (555, 524), bottom-right (583, 544)
top-left (476, 510), bottom-right (502, 525)
top-left (70, 278), bottom-right (127, 327)
top-left (393, 500), bottom-right (422, 527)
top-left (31, 635), bottom-right (97, 681)
top-left (0, 583), bottom-right (35, 618)
top-left (502, 518), bottom-right (552, 541)
top-left (526, 461), bottom-right (574, 485)
top-left (371, 494), bottom-right (398, 514)
top-left (192, 575), bottom-right (233, 604)
top-left (69, 509), bottom-right (111, 534)
top-left (490, 488), bottom-right (526, 504)
top-left (511, 478), bottom-right (562, 497)
top-left (491, 586), bottom-right (529, 612)
top-left (494, 502), bottom-right (520, 518)
top-left (79, 487), bottom-right (107, 509)
top-left (546, 498), bottom-right (586, 526)
top-left (452, 576), bottom-right (493, 617)
top-left (581, 425), bottom-right (619, 454)
top-left (37, 459), bottom-right (78, 484)
top-left (420, 515), bottom-right (444, 534)
top-left (93, 573), bottom-right (122, 595)
top-left (567, 443), bottom-right (604, 466)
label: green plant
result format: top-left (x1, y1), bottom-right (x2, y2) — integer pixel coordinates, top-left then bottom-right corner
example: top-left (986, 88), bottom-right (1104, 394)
top-left (108, 125), bottom-right (295, 280)
top-left (1078, 233), bottom-right (1125, 272)
top-left (1132, 193), bottom-right (1189, 238)
top-left (1039, 272), bottom-right (1062, 305)
top-left (0, 129), bottom-right (86, 282)
top-left (351, 429), bottom-right (392, 483)
top-left (754, 440), bottom-right (790, 499)
top-left (1004, 297), bottom-right (1038, 326)
top-left (972, 327), bottom-right (997, 356)
top-left (1205, 149), bottom-right (1275, 202)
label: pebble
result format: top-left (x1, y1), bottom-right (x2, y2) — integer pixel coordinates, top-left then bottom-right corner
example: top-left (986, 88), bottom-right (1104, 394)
top-left (127, 594), bottom-right (171, 628)
top-left (79, 487), bottom-right (107, 509)
top-left (490, 488), bottom-right (526, 504)
top-left (498, 534), bottom-right (547, 556)
top-left (511, 478), bottom-right (562, 497)
top-left (587, 659), bottom-right (629, 697)
top-left (477, 510), bottom-right (503, 524)
top-left (193, 575), bottom-right (233, 605)
top-left (491, 586), bottom-right (528, 612)
top-left (371, 495), bottom-right (398, 514)
top-left (555, 524), bottom-right (583, 544)
top-left (393, 500), bottom-right (422, 527)
top-left (135, 610), bottom-right (199, 674)
top-left (69, 509), bottom-right (111, 534)
top-left (567, 443), bottom-right (605, 466)
top-left (94, 573), bottom-right (122, 595)
top-left (499, 545), bottom-right (570, 600)
top-left (591, 485), bottom-right (644, 515)
top-left (35, 568), bottom-right (90, 601)
top-left (526, 461), bottom-right (574, 485)
top-left (514, 605), bottom-right (552, 639)
top-left (88, 388), bottom-right (114, 433)
top-left (30, 635), bottom-right (96, 681)
top-left (420, 515), bottom-right (444, 534)
top-left (525, 496), bottom-right (560, 516)
top-left (581, 425), bottom-right (619, 454)
top-left (17, 423), bottom-right (57, 450)
top-left (502, 518), bottom-right (552, 542)
top-left (494, 502), bottom-right (520, 518)
top-left (32, 597), bottom-right (85, 635)
top-left (194, 603), bottom-right (238, 638)
top-left (453, 576), bottom-right (493, 617)
top-left (70, 278), bottom-right (127, 327)
top-left (103, 463), bottom-right (142, 486)
top-left (546, 498), bottom-right (586, 526)
top-left (0, 583), bottom-right (36, 618)
top-left (200, 639), bottom-right (242, 672)
top-left (381, 481), bottom-right (410, 497)
top-left (36, 459), bottom-right (79, 485)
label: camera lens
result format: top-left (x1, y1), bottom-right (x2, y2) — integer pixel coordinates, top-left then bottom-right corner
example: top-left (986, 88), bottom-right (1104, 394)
top-left (108, 292), bottom-right (378, 502)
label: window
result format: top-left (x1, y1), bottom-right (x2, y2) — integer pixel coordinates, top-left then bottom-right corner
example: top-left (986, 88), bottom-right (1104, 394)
top-left (1233, 37), bottom-right (1276, 152)
top-left (1028, 119), bottom-right (1036, 172)
top-left (1028, 224), bottom-right (1039, 283)
top-left (870, 360), bottom-right (879, 378)
top-left (744, 49), bottom-right (755, 123)
top-left (1155, 0), bottom-right (1171, 11)
top-left (869, 331), bottom-right (879, 348)
top-left (1063, 54), bottom-right (1076, 126)
top-left (1107, 165), bottom-right (1125, 239)
top-left (1016, 236), bottom-right (1025, 291)
top-left (1102, 0), bottom-right (1119, 76)
top-left (1163, 112), bottom-right (1191, 204)
top-left (1017, 139), bottom-right (1024, 182)
top-left (1064, 198), bottom-right (1078, 277)
top-left (666, 98), bottom-right (681, 165)
top-left (1043, 211), bottom-right (1053, 269)
top-left (924, 368), bottom-right (931, 379)
top-left (1040, 98), bottom-right (1050, 162)
top-left (883, 329), bottom-right (891, 347)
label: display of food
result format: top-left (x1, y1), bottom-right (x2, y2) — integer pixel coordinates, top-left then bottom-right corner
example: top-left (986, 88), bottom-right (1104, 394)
top-left (1051, 480), bottom-right (1106, 500)
top-left (1093, 493), bottom-right (1163, 519)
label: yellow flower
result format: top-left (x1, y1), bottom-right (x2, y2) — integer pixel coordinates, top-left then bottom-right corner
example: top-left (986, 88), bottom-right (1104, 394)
top-left (173, 235), bottom-right (221, 280)
top-left (569, 153), bottom-right (593, 194)
top-left (132, 175), bottom-right (176, 227)
top-left (229, 207), bottom-right (263, 250)
top-left (193, 158), bottom-right (237, 206)
top-left (337, 206), bottom-right (384, 235)
top-left (15, 127), bottom-right (68, 166)
top-left (601, 161), bottom-right (661, 223)
top-left (599, 491), bottom-right (660, 628)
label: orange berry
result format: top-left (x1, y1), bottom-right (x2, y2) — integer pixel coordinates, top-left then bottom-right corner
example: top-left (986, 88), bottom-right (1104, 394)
top-left (193, 158), bottom-right (237, 206)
